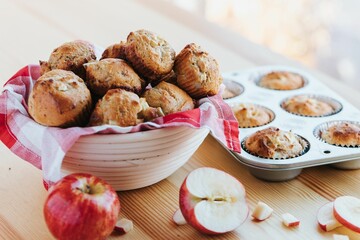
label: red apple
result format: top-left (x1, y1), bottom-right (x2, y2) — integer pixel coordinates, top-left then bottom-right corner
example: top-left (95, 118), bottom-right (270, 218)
top-left (43, 173), bottom-right (120, 240)
top-left (179, 167), bottom-right (249, 235)
top-left (317, 202), bottom-right (342, 231)
top-left (333, 195), bottom-right (360, 233)
top-left (281, 213), bottom-right (300, 227)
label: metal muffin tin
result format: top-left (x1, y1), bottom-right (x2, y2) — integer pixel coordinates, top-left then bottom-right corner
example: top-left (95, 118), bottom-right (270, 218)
top-left (222, 65), bottom-right (360, 181)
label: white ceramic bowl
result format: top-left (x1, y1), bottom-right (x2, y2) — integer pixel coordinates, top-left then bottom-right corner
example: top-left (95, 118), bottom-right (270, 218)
top-left (61, 126), bottom-right (209, 191)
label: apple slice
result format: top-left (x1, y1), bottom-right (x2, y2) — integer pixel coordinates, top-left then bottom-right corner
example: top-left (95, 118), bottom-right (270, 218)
top-left (179, 167), bottom-right (249, 235)
top-left (114, 218), bottom-right (133, 235)
top-left (333, 195), bottom-right (360, 233)
top-left (281, 213), bottom-right (300, 227)
top-left (333, 234), bottom-right (349, 240)
top-left (251, 201), bottom-right (273, 221)
top-left (173, 209), bottom-right (187, 225)
top-left (317, 202), bottom-right (342, 231)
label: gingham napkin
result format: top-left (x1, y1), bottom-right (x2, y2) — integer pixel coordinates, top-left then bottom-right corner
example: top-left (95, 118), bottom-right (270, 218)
top-left (0, 65), bottom-right (240, 188)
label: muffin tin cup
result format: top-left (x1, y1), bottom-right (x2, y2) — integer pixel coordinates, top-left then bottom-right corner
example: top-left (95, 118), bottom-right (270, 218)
top-left (222, 79), bottom-right (245, 99)
top-left (281, 94), bottom-right (343, 118)
top-left (220, 65), bottom-right (360, 181)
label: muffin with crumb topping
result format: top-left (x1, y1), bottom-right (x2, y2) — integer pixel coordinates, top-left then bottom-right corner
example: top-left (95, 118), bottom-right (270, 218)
top-left (174, 43), bottom-right (222, 99)
top-left (28, 69), bottom-right (92, 127)
top-left (244, 127), bottom-right (307, 158)
top-left (124, 29), bottom-right (175, 83)
top-left (320, 122), bottom-right (360, 146)
top-left (101, 41), bottom-right (127, 60)
top-left (282, 95), bottom-right (335, 117)
top-left (258, 71), bottom-right (304, 90)
top-left (232, 103), bottom-right (273, 128)
top-left (39, 40), bottom-right (96, 79)
top-left (142, 81), bottom-right (194, 115)
top-left (84, 58), bottom-right (146, 96)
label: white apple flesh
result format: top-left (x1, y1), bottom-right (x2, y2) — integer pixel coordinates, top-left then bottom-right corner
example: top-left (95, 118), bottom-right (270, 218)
top-left (114, 218), bottom-right (133, 235)
top-left (173, 209), bottom-right (187, 225)
top-left (281, 213), bottom-right (300, 227)
top-left (317, 202), bottom-right (342, 231)
top-left (251, 201), bottom-right (273, 221)
top-left (333, 195), bottom-right (360, 233)
top-left (333, 234), bottom-right (350, 240)
top-left (179, 167), bottom-right (249, 235)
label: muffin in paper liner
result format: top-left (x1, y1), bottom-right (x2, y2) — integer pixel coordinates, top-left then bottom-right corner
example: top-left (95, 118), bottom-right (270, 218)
top-left (241, 127), bottom-right (310, 159)
top-left (281, 94), bottom-right (343, 117)
top-left (222, 79), bottom-right (244, 100)
top-left (314, 121), bottom-right (360, 147)
top-left (230, 103), bottom-right (275, 128)
top-left (253, 70), bottom-right (307, 91)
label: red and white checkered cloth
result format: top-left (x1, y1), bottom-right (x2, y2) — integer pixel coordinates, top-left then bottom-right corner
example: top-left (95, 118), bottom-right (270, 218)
top-left (0, 65), bottom-right (240, 188)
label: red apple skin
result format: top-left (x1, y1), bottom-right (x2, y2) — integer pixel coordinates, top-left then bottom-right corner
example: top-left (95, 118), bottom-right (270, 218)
top-left (333, 208), bottom-right (360, 233)
top-left (43, 173), bottom-right (120, 240)
top-left (287, 221), bottom-right (300, 227)
top-left (179, 177), bottom-right (219, 235)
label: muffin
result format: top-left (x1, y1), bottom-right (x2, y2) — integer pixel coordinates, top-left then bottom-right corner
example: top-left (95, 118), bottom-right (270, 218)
top-left (100, 41), bottom-right (127, 60)
top-left (89, 89), bottom-right (142, 127)
top-left (319, 122), bottom-right (360, 146)
top-left (222, 80), bottom-right (244, 99)
top-left (84, 58), bottom-right (146, 96)
top-left (174, 43), bottom-right (222, 99)
top-left (258, 71), bottom-right (304, 90)
top-left (232, 103), bottom-right (273, 128)
top-left (282, 95), bottom-right (335, 117)
top-left (39, 40), bottom-right (96, 79)
top-left (124, 29), bottom-right (176, 83)
top-left (244, 127), bottom-right (307, 159)
top-left (28, 69), bottom-right (92, 127)
top-left (142, 81), bottom-right (194, 115)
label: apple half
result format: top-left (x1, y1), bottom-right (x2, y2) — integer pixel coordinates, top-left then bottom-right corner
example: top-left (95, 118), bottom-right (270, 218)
top-left (333, 196), bottom-right (360, 233)
top-left (179, 167), bottom-right (249, 235)
top-left (317, 202), bottom-right (342, 231)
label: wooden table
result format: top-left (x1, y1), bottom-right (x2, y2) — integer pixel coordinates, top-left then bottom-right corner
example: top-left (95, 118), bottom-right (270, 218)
top-left (1, 0), bottom-right (359, 239)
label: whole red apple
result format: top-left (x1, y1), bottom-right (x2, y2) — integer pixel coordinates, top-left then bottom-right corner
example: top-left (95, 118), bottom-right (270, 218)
top-left (43, 173), bottom-right (120, 240)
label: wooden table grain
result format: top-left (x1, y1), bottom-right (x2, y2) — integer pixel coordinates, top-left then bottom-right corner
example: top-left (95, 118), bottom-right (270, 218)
top-left (1, 0), bottom-right (360, 239)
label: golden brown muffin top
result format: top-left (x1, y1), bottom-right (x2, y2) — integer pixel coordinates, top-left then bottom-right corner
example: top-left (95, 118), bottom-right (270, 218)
top-left (232, 103), bottom-right (273, 128)
top-left (143, 81), bottom-right (194, 115)
top-left (125, 29), bottom-right (175, 81)
top-left (174, 43), bottom-right (222, 99)
top-left (28, 69), bottom-right (91, 127)
top-left (259, 71), bottom-right (304, 90)
top-left (320, 122), bottom-right (360, 146)
top-left (245, 127), bottom-right (305, 158)
top-left (40, 40), bottom-right (96, 78)
top-left (89, 89), bottom-right (141, 127)
top-left (84, 58), bottom-right (146, 96)
top-left (282, 95), bottom-right (334, 117)
top-left (101, 41), bottom-right (127, 60)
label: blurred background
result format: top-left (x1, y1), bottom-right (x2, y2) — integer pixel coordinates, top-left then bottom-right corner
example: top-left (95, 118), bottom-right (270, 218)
top-left (164, 0), bottom-right (360, 91)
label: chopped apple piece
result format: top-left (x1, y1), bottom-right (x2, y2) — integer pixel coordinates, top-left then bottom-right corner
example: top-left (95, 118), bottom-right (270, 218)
top-left (333, 234), bottom-right (349, 240)
top-left (251, 201), bottom-right (273, 221)
top-left (173, 209), bottom-right (187, 225)
top-left (114, 218), bottom-right (133, 235)
top-left (281, 213), bottom-right (300, 227)
top-left (317, 202), bottom-right (342, 231)
top-left (333, 196), bottom-right (360, 233)
top-left (179, 167), bottom-right (249, 235)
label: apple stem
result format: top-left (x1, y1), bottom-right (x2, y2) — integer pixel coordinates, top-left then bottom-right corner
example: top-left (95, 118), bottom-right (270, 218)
top-left (76, 184), bottom-right (91, 194)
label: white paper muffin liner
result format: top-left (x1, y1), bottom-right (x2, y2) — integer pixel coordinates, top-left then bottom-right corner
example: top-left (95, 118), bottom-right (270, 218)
top-left (314, 120), bottom-right (360, 148)
top-left (241, 133), bottom-right (310, 160)
top-left (280, 94), bottom-right (343, 117)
